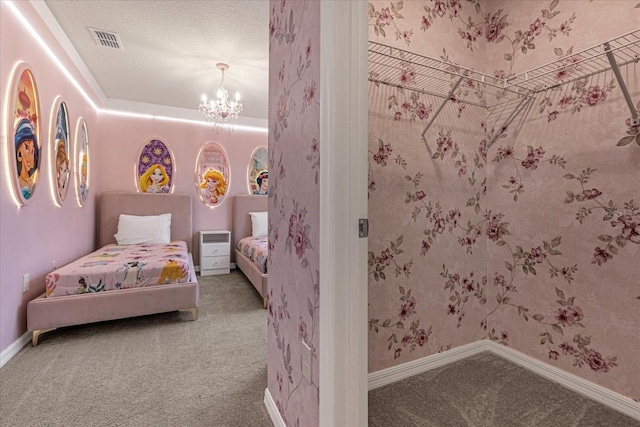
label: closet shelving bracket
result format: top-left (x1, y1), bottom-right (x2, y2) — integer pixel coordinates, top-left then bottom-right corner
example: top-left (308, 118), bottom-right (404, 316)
top-left (420, 74), bottom-right (465, 144)
top-left (604, 42), bottom-right (639, 126)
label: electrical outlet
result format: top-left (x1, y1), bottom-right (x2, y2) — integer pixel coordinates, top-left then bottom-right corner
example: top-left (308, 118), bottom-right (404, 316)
top-left (302, 341), bottom-right (312, 382)
top-left (51, 261), bottom-right (57, 271)
top-left (22, 274), bottom-right (29, 293)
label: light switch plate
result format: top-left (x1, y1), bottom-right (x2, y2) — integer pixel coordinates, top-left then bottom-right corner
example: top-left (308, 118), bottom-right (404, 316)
top-left (22, 274), bottom-right (29, 293)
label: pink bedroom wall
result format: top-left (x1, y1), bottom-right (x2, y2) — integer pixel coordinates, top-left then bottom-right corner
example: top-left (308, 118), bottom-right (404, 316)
top-left (367, 0), bottom-right (639, 402)
top-left (93, 115), bottom-right (267, 264)
top-left (0, 1), bottom-right (99, 353)
top-left (0, 1), bottom-right (268, 355)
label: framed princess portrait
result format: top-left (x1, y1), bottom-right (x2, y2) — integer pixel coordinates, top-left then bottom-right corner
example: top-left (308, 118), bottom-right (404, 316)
top-left (51, 99), bottom-right (70, 206)
top-left (75, 119), bottom-right (90, 206)
top-left (248, 146), bottom-right (268, 195)
top-left (136, 138), bottom-right (174, 193)
top-left (8, 64), bottom-right (41, 205)
top-left (195, 142), bottom-right (230, 207)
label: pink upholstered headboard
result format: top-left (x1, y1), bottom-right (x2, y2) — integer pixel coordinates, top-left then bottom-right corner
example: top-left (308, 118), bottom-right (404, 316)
top-left (232, 195), bottom-right (268, 250)
top-left (98, 192), bottom-right (193, 252)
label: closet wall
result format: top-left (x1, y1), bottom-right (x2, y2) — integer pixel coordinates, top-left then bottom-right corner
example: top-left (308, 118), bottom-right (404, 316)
top-left (368, 0), bottom-right (639, 401)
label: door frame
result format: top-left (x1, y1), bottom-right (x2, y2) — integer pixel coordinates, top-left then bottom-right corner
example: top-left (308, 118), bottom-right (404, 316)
top-left (319, 1), bottom-right (368, 426)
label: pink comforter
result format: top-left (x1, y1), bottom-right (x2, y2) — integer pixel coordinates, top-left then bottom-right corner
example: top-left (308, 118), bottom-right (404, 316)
top-left (45, 241), bottom-right (193, 297)
top-left (237, 236), bottom-right (268, 274)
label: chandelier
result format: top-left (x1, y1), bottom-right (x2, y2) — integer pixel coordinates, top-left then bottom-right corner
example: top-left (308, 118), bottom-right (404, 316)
top-left (199, 63), bottom-right (243, 127)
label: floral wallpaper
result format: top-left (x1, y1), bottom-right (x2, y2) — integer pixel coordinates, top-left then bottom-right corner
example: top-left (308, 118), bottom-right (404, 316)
top-left (368, 0), bottom-right (639, 402)
top-left (268, 0), bottom-right (320, 426)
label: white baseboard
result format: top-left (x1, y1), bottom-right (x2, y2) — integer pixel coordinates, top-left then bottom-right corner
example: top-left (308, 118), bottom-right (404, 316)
top-left (0, 331), bottom-right (31, 368)
top-left (368, 340), bottom-right (488, 390)
top-left (264, 388), bottom-right (286, 427)
top-left (368, 339), bottom-right (640, 421)
top-left (485, 341), bottom-right (640, 421)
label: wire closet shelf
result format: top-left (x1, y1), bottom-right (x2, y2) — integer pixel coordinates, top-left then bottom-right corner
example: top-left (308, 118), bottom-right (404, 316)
top-left (368, 28), bottom-right (640, 141)
top-left (503, 28), bottom-right (640, 93)
top-left (368, 40), bottom-right (527, 110)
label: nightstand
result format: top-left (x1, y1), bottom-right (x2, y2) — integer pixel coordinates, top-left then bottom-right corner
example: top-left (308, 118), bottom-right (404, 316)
top-left (199, 230), bottom-right (231, 276)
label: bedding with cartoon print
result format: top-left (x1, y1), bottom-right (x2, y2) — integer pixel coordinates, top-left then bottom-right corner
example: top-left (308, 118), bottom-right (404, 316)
top-left (236, 235), bottom-right (268, 274)
top-left (44, 241), bottom-right (194, 297)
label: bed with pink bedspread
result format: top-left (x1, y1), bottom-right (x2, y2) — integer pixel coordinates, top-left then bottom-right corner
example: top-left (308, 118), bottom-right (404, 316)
top-left (233, 195), bottom-right (268, 308)
top-left (236, 236), bottom-right (268, 274)
top-left (27, 192), bottom-right (199, 345)
top-left (45, 241), bottom-right (194, 297)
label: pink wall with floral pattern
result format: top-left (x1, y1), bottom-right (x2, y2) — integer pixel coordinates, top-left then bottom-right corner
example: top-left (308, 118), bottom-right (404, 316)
top-left (268, 0), bottom-right (321, 425)
top-left (368, 0), bottom-right (639, 401)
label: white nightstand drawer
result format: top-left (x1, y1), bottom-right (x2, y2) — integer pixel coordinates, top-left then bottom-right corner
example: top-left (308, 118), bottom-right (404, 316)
top-left (199, 230), bottom-right (231, 276)
top-left (201, 242), bottom-right (230, 257)
top-left (201, 256), bottom-right (230, 270)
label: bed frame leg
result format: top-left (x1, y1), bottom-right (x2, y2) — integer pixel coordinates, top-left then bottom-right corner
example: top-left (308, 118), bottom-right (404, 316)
top-left (263, 297), bottom-right (268, 309)
top-left (32, 328), bottom-right (56, 346)
top-left (181, 307), bottom-right (197, 321)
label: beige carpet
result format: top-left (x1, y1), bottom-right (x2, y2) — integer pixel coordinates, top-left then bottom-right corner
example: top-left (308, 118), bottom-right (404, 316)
top-left (369, 351), bottom-right (639, 427)
top-left (0, 271), bottom-right (272, 427)
top-left (4, 274), bottom-right (638, 427)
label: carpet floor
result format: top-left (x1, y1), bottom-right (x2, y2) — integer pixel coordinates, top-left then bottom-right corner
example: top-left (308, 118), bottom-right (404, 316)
top-left (368, 351), bottom-right (639, 427)
top-left (3, 273), bottom-right (638, 427)
top-left (0, 271), bottom-right (272, 427)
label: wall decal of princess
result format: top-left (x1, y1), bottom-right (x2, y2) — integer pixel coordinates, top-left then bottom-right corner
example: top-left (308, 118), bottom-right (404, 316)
top-left (76, 120), bottom-right (89, 206)
top-left (139, 164), bottom-right (170, 193)
top-left (252, 170), bottom-right (268, 195)
top-left (10, 66), bottom-right (40, 204)
top-left (56, 140), bottom-right (70, 202)
top-left (14, 119), bottom-right (40, 201)
top-left (199, 168), bottom-right (228, 205)
top-left (195, 141), bottom-right (230, 207)
top-left (136, 138), bottom-right (174, 193)
top-left (79, 153), bottom-right (88, 204)
top-left (53, 101), bottom-right (70, 204)
top-left (248, 146), bottom-right (268, 195)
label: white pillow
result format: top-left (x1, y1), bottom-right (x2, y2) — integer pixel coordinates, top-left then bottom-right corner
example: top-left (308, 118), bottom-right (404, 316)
top-left (114, 213), bottom-right (171, 245)
top-left (249, 211), bottom-right (268, 237)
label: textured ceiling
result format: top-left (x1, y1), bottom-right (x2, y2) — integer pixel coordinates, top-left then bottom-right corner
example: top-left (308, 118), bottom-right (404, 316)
top-left (42, 0), bottom-right (270, 126)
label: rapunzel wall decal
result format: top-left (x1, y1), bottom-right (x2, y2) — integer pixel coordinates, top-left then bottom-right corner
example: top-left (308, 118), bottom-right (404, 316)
top-left (248, 146), bottom-right (268, 195)
top-left (195, 142), bottom-right (230, 207)
top-left (8, 64), bottom-right (41, 205)
top-left (51, 99), bottom-right (70, 206)
top-left (136, 138), bottom-right (174, 193)
top-left (75, 119), bottom-right (89, 207)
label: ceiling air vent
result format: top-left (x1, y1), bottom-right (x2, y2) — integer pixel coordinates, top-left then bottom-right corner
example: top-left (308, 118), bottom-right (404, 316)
top-left (88, 27), bottom-right (124, 51)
